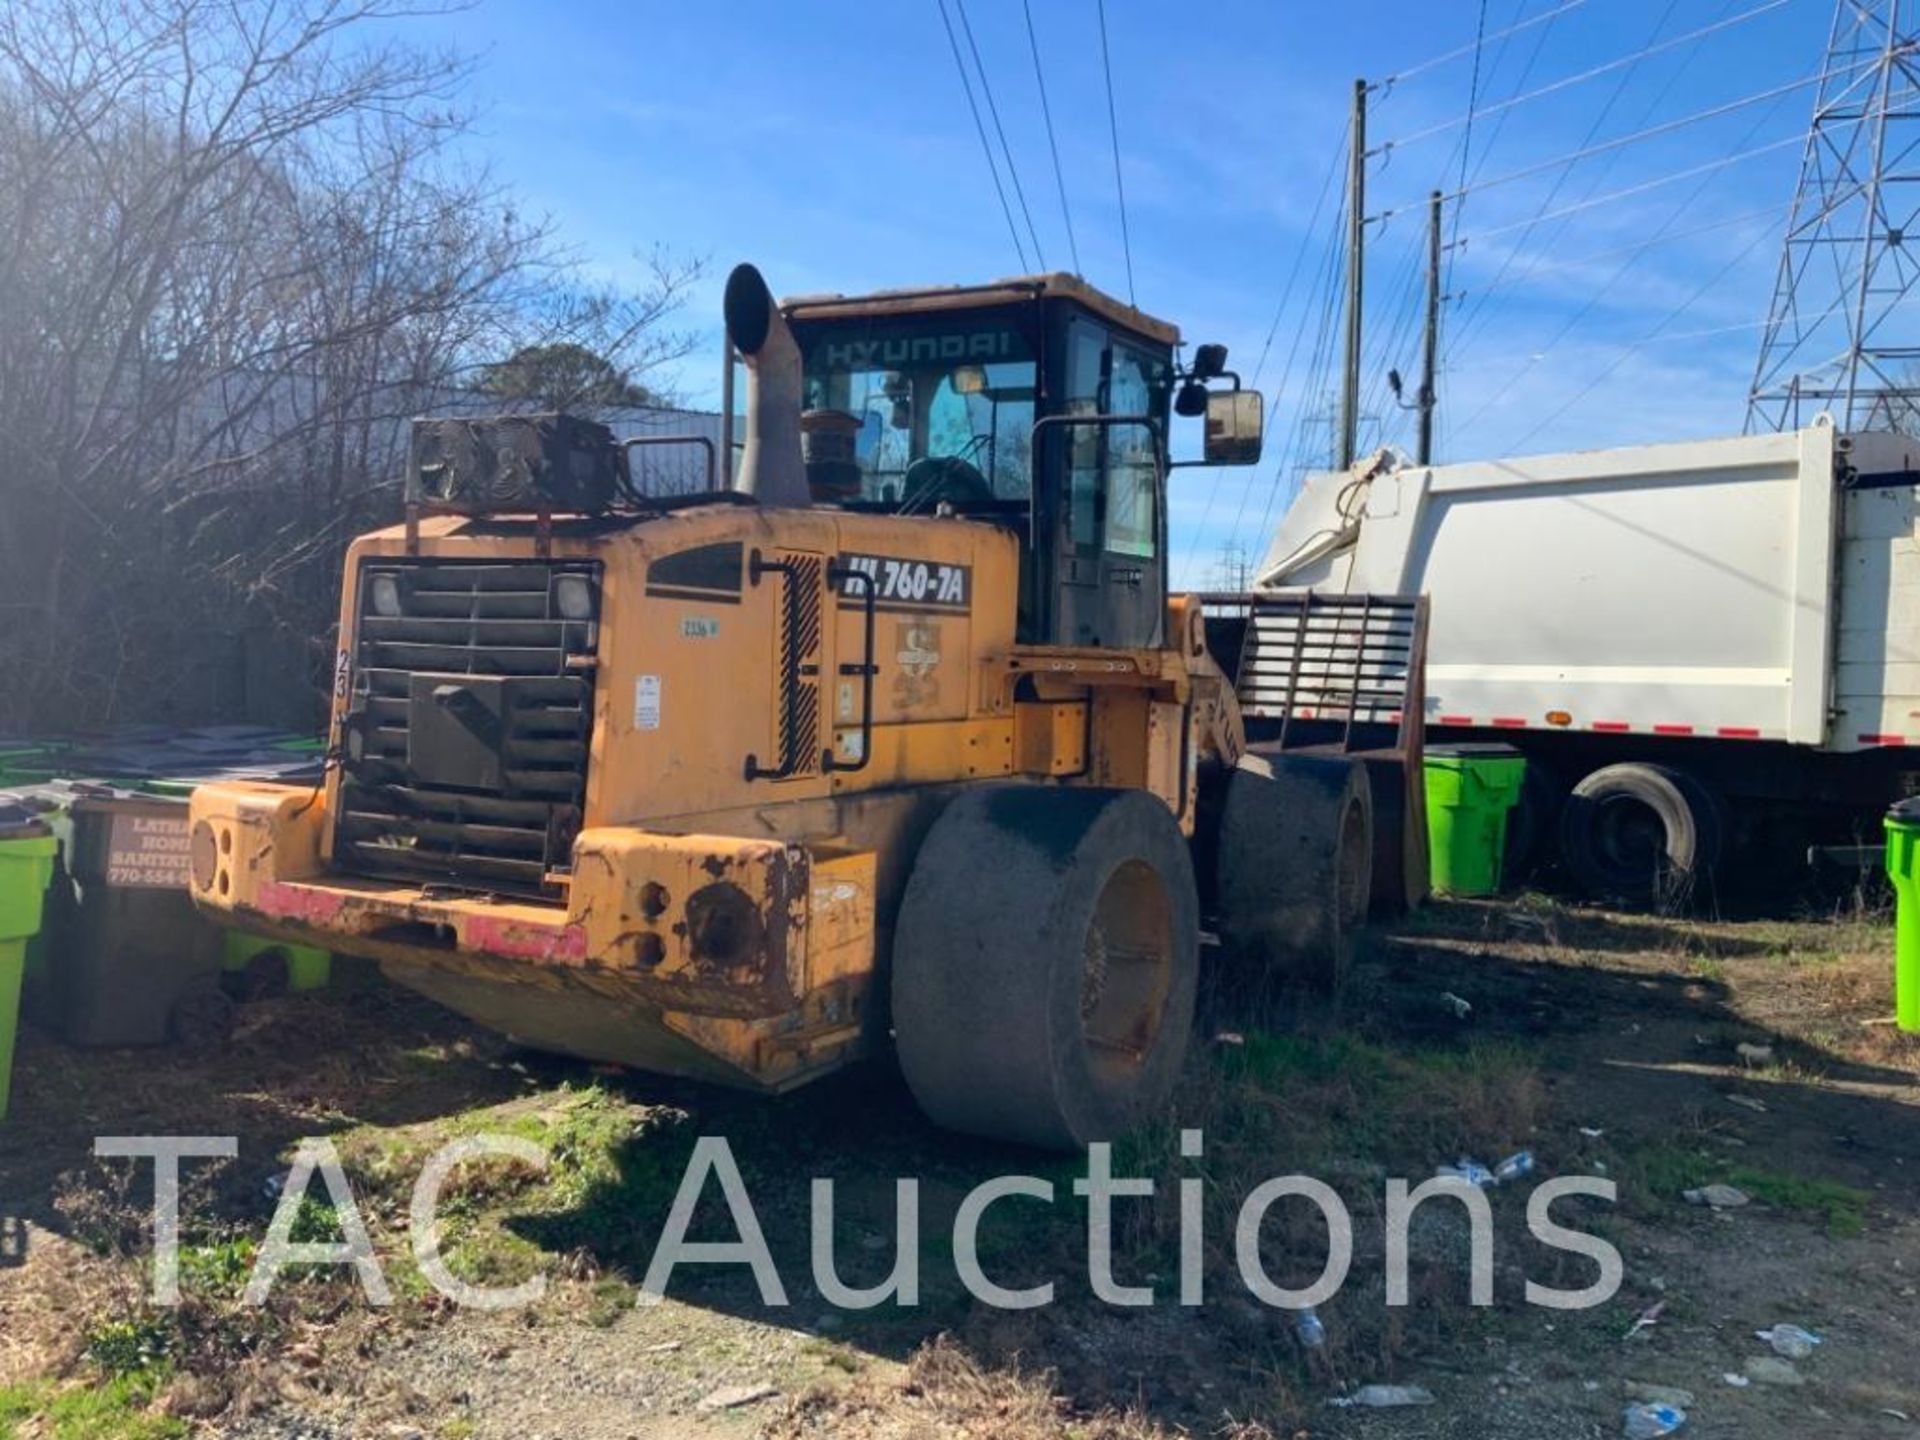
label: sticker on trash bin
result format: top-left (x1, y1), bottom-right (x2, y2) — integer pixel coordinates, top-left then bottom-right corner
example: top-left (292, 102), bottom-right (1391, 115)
top-left (106, 812), bottom-right (194, 889)
top-left (634, 675), bottom-right (662, 731)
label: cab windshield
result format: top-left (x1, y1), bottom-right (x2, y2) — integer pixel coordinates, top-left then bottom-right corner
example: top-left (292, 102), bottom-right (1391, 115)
top-left (795, 311), bottom-right (1036, 509)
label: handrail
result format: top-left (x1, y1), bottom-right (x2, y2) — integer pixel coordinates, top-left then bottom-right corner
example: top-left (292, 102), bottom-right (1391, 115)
top-left (823, 564), bottom-right (878, 774)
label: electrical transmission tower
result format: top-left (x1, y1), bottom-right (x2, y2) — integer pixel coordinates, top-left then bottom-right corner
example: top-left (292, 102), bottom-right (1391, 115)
top-left (1748, 1), bottom-right (1920, 432)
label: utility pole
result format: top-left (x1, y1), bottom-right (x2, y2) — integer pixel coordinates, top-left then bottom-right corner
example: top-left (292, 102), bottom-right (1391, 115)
top-left (1417, 188), bottom-right (1443, 466)
top-left (1338, 77), bottom-right (1367, 471)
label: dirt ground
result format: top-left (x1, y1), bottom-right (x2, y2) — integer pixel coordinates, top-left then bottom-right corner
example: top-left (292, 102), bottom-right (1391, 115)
top-left (2, 893), bottom-right (1916, 1440)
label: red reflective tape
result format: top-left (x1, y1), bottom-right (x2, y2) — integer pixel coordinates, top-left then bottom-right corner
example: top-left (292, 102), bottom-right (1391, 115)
top-left (1386, 710), bottom-right (1403, 725)
top-left (1860, 733), bottom-right (1908, 746)
top-left (1653, 724), bottom-right (1694, 736)
top-left (1490, 716), bottom-right (1527, 728)
top-left (1438, 715), bottom-right (1473, 726)
top-left (1717, 727), bottom-right (1761, 740)
top-left (1591, 721), bottom-right (1631, 733)
top-left (465, 913), bottom-right (589, 964)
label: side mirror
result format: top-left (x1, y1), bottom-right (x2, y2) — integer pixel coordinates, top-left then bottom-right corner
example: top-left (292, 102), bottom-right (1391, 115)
top-left (1203, 390), bottom-right (1264, 466)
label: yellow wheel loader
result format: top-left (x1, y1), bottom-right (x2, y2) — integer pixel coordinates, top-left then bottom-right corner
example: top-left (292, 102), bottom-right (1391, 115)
top-left (190, 264), bottom-right (1411, 1150)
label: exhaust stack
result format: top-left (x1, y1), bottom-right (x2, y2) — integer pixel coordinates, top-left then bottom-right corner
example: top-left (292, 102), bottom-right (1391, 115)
top-left (723, 263), bottom-right (809, 508)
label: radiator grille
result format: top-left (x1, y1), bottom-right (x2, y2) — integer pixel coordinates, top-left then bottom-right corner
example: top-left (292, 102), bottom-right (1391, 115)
top-left (777, 554), bottom-right (824, 777)
top-left (334, 559), bottom-right (599, 898)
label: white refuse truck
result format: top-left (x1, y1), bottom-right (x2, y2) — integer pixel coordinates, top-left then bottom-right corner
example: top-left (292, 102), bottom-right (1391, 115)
top-left (1259, 418), bottom-right (1920, 903)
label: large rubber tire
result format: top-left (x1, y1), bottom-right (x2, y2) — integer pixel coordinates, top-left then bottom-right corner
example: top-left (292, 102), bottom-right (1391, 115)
top-left (1213, 751), bottom-right (1373, 993)
top-left (891, 785), bottom-right (1200, 1150)
top-left (1503, 759), bottom-right (1563, 884)
top-left (1559, 761), bottom-right (1723, 909)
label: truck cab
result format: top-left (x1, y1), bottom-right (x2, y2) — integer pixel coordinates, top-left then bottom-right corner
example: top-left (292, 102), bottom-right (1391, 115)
top-left (769, 275), bottom-right (1258, 650)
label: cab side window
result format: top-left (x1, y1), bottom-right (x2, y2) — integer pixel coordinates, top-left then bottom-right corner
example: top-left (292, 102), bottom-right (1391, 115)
top-left (1104, 343), bottom-right (1158, 560)
top-left (1065, 323), bottom-right (1105, 549)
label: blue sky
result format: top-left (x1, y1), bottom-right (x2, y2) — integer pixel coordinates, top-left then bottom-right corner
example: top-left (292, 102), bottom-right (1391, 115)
top-left (411, 0), bottom-right (1838, 584)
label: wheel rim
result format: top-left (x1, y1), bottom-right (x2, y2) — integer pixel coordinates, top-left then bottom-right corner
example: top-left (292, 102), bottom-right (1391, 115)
top-left (1080, 859), bottom-right (1175, 1088)
top-left (1592, 793), bottom-right (1670, 887)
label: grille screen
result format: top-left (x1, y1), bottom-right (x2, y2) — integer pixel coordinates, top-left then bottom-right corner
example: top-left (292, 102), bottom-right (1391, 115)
top-left (334, 560), bottom-right (599, 898)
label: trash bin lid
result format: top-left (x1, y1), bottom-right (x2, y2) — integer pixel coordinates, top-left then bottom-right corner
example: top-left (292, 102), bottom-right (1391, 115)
top-left (1889, 795), bottom-right (1920, 825)
top-left (0, 798), bottom-right (52, 841)
top-left (1426, 743), bottom-right (1523, 759)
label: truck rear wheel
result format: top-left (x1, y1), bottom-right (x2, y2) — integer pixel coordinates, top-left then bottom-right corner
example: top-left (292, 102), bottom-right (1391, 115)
top-left (1560, 762), bottom-right (1722, 909)
top-left (1212, 751), bottom-right (1373, 992)
top-left (891, 785), bottom-right (1199, 1150)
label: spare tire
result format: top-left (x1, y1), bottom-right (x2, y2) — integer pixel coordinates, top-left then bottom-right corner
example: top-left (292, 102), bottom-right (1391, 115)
top-left (1211, 751), bottom-right (1373, 992)
top-left (891, 785), bottom-right (1199, 1150)
top-left (1559, 761), bottom-right (1722, 909)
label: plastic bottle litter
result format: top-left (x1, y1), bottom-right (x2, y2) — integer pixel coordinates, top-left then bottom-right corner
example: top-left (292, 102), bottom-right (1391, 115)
top-left (1493, 1150), bottom-right (1535, 1183)
top-left (1435, 1159), bottom-right (1495, 1188)
top-left (1755, 1323), bottom-right (1822, 1359)
top-left (1292, 1307), bottom-right (1327, 1350)
top-left (1682, 1183), bottom-right (1750, 1209)
top-left (1330, 1384), bottom-right (1436, 1409)
top-left (1622, 1402), bottom-right (1687, 1438)
top-left (1436, 1151), bottom-right (1535, 1188)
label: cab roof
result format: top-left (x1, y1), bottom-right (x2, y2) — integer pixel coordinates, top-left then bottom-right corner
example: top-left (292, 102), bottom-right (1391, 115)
top-left (780, 272), bottom-right (1181, 348)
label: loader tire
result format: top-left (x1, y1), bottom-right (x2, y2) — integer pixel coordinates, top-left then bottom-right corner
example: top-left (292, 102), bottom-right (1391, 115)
top-left (1559, 761), bottom-right (1723, 910)
top-left (1213, 751), bottom-right (1373, 993)
top-left (891, 785), bottom-right (1199, 1150)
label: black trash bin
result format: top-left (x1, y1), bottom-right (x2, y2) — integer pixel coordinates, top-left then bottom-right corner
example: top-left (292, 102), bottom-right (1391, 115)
top-left (37, 791), bottom-right (229, 1046)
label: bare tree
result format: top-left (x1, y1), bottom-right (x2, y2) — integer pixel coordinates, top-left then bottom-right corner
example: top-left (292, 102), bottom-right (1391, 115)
top-left (0, 0), bottom-right (701, 731)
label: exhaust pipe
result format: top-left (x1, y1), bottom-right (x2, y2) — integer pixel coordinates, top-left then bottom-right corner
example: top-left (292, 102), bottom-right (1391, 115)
top-left (723, 263), bottom-right (809, 508)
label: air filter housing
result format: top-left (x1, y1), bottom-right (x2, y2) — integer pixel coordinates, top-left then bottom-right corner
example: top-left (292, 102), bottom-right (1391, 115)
top-left (407, 413), bottom-right (621, 515)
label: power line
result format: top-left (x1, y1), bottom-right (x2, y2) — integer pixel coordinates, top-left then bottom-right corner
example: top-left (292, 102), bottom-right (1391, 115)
top-left (1448, 73), bottom-right (1801, 441)
top-left (1380, 0), bottom-right (1791, 152)
top-left (954, 0), bottom-right (1046, 269)
top-left (1179, 129), bottom-right (1344, 587)
top-left (1470, 203), bottom-right (1779, 288)
top-left (1508, 221), bottom-right (1779, 451)
top-left (935, 0), bottom-right (1029, 270)
top-left (1455, 133), bottom-right (1809, 241)
top-left (1022, 0), bottom-right (1080, 274)
top-left (1096, 0), bottom-right (1135, 304)
top-left (1444, 0), bottom-right (1692, 365)
top-left (1375, 66), bottom-right (1857, 222)
top-left (1250, 137), bottom-right (1347, 389)
top-left (1382, 0), bottom-right (1590, 87)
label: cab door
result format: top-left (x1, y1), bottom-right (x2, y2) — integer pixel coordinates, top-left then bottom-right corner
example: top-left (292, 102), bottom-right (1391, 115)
top-left (1046, 314), bottom-right (1167, 650)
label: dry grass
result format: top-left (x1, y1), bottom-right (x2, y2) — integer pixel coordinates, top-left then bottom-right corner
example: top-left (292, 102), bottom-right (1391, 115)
top-left (769, 1335), bottom-right (1265, 1440)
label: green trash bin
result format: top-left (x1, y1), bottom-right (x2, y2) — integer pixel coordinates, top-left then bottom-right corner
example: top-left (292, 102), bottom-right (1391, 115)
top-left (1883, 798), bottom-right (1920, 1034)
top-left (1423, 744), bottom-right (1527, 897)
top-left (0, 803), bottom-right (58, 1120)
top-left (222, 930), bottom-right (332, 993)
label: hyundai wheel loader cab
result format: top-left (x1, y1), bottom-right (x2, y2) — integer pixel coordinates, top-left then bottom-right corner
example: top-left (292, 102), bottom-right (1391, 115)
top-left (189, 262), bottom-right (1366, 1152)
top-left (777, 273), bottom-right (1199, 652)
